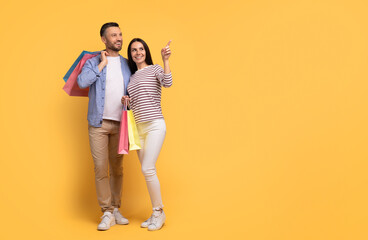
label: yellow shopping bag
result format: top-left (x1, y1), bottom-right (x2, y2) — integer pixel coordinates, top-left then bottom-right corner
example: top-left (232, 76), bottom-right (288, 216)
top-left (127, 110), bottom-right (141, 150)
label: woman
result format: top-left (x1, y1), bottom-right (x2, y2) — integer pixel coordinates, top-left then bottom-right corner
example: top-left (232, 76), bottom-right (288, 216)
top-left (121, 38), bottom-right (172, 231)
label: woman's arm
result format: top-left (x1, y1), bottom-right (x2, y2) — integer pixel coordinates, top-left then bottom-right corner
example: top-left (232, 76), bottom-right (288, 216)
top-left (161, 40), bottom-right (172, 74)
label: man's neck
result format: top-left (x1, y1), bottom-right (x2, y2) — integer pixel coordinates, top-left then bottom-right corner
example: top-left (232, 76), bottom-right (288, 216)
top-left (106, 49), bottom-right (120, 57)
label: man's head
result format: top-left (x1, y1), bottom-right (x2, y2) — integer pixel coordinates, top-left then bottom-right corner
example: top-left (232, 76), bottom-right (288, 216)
top-left (100, 22), bottom-right (122, 52)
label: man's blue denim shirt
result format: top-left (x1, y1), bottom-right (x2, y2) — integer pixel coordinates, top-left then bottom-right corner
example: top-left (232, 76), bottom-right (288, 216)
top-left (77, 54), bottom-right (131, 127)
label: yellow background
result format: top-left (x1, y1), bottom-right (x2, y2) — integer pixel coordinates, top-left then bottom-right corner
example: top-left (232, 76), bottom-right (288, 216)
top-left (0, 0), bottom-right (367, 239)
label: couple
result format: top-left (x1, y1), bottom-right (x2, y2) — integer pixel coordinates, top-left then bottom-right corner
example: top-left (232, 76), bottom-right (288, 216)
top-left (77, 22), bottom-right (172, 231)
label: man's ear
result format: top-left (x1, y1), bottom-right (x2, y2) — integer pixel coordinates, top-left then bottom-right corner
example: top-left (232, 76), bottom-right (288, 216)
top-left (101, 36), bottom-right (107, 44)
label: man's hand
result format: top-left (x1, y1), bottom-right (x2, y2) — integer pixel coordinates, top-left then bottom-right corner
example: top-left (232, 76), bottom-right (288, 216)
top-left (98, 51), bottom-right (109, 72)
top-left (161, 40), bottom-right (172, 61)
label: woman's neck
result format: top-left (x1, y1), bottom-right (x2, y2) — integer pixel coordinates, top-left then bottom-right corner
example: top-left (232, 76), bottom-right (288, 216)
top-left (136, 62), bottom-right (149, 70)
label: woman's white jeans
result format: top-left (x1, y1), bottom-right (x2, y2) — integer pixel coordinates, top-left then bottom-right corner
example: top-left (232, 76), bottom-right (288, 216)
top-left (136, 119), bottom-right (166, 209)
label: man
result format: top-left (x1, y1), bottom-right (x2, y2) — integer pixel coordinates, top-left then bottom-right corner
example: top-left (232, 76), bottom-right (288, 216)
top-left (77, 22), bottom-right (131, 231)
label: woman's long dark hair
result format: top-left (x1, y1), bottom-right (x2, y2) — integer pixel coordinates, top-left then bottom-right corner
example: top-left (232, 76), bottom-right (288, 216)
top-left (127, 38), bottom-right (153, 74)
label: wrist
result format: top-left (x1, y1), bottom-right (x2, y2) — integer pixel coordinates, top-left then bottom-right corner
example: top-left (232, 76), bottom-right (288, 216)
top-left (99, 61), bottom-right (107, 67)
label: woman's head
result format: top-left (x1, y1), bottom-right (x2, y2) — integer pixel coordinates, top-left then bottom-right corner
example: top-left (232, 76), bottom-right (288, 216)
top-left (127, 38), bottom-right (153, 74)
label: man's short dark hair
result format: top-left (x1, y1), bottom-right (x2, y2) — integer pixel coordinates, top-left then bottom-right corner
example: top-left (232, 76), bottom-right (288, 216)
top-left (100, 22), bottom-right (119, 37)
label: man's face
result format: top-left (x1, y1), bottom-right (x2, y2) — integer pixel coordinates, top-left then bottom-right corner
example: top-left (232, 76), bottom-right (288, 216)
top-left (102, 27), bottom-right (123, 51)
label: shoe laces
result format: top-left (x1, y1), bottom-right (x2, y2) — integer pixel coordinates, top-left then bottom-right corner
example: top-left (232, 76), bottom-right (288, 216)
top-left (150, 210), bottom-right (162, 226)
top-left (100, 213), bottom-right (112, 224)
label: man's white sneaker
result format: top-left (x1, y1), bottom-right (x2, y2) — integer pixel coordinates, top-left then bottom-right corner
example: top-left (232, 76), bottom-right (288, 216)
top-left (113, 208), bottom-right (129, 225)
top-left (140, 216), bottom-right (152, 228)
top-left (148, 209), bottom-right (166, 231)
top-left (97, 211), bottom-right (116, 231)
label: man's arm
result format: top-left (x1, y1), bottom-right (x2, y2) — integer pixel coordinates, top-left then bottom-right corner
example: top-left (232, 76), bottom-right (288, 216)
top-left (77, 51), bottom-right (108, 89)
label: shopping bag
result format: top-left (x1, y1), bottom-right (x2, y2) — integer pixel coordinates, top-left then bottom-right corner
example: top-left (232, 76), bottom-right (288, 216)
top-left (118, 109), bottom-right (129, 154)
top-left (127, 110), bottom-right (141, 150)
top-left (63, 51), bottom-right (99, 82)
top-left (62, 51), bottom-right (99, 96)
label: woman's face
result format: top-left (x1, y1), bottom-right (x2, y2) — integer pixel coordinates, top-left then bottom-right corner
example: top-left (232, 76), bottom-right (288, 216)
top-left (130, 41), bottom-right (146, 65)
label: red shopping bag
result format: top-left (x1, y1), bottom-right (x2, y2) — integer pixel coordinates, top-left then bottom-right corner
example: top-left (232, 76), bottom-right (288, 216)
top-left (62, 53), bottom-right (98, 96)
top-left (118, 109), bottom-right (129, 154)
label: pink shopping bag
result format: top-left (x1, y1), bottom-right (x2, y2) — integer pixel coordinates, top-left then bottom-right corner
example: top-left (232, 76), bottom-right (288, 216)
top-left (118, 109), bottom-right (129, 154)
top-left (62, 53), bottom-right (98, 96)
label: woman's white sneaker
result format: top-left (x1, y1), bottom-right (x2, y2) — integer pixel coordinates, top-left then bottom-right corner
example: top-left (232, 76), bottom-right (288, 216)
top-left (141, 216), bottom-right (152, 228)
top-left (97, 211), bottom-right (116, 231)
top-left (113, 208), bottom-right (129, 225)
top-left (148, 209), bottom-right (166, 231)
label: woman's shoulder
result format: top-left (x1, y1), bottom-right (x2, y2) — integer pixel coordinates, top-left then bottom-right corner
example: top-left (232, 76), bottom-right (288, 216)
top-left (152, 64), bottom-right (164, 72)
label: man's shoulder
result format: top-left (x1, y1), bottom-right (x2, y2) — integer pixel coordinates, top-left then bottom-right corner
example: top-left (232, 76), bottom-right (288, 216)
top-left (85, 54), bottom-right (128, 66)
top-left (120, 56), bottom-right (128, 63)
top-left (86, 54), bottom-right (101, 65)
